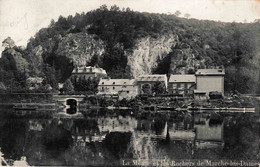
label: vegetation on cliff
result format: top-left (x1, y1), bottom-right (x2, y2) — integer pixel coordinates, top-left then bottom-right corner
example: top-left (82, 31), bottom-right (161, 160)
top-left (1, 5), bottom-right (260, 94)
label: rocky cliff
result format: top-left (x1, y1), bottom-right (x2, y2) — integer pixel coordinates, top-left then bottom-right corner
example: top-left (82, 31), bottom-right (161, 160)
top-left (1, 6), bottom-right (259, 93)
top-left (55, 32), bottom-right (105, 66)
top-left (126, 35), bottom-right (178, 77)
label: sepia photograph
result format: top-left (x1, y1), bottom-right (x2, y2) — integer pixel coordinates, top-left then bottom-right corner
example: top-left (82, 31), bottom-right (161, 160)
top-left (0, 0), bottom-right (260, 166)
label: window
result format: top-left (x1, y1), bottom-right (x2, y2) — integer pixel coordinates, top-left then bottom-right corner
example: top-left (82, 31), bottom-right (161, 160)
top-left (102, 87), bottom-right (104, 91)
top-left (180, 83), bottom-right (185, 89)
top-left (102, 82), bottom-right (104, 84)
top-left (127, 91), bottom-right (129, 93)
top-left (113, 87), bottom-right (115, 90)
top-left (113, 82), bottom-right (115, 84)
top-left (173, 84), bottom-right (177, 89)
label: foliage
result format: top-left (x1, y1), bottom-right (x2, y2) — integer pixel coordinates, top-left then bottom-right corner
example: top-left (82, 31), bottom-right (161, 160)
top-left (1, 5), bottom-right (260, 93)
top-left (63, 79), bottom-right (74, 94)
top-left (141, 84), bottom-right (152, 95)
top-left (72, 78), bottom-right (99, 94)
top-left (152, 82), bottom-right (166, 94)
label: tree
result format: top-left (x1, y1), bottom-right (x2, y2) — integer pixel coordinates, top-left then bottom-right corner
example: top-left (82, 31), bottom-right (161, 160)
top-left (184, 13), bottom-right (191, 19)
top-left (2, 37), bottom-right (15, 49)
top-left (174, 10), bottom-right (181, 17)
top-left (63, 79), bottom-right (74, 94)
top-left (141, 84), bottom-right (151, 95)
top-left (152, 82), bottom-right (166, 94)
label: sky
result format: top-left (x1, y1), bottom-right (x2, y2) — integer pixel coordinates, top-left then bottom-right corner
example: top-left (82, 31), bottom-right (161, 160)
top-left (0, 0), bottom-right (260, 53)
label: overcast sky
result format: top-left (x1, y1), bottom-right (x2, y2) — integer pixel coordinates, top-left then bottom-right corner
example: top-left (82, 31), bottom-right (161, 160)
top-left (1, 0), bottom-right (260, 53)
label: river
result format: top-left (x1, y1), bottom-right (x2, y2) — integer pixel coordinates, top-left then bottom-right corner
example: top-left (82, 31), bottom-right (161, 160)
top-left (0, 109), bottom-right (259, 166)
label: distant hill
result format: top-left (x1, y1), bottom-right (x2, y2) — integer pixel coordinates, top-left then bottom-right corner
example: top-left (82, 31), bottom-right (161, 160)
top-left (1, 5), bottom-right (260, 94)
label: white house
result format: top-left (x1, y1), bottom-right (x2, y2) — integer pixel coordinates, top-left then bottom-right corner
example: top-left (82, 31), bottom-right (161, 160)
top-left (195, 68), bottom-right (225, 97)
top-left (98, 78), bottom-right (137, 99)
top-left (136, 74), bottom-right (168, 95)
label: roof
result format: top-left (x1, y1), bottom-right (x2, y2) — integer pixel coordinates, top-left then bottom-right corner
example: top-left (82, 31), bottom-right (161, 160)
top-left (195, 69), bottom-right (225, 76)
top-left (169, 75), bottom-right (196, 83)
top-left (99, 79), bottom-right (136, 86)
top-left (136, 74), bottom-right (167, 82)
top-left (72, 66), bottom-right (107, 74)
top-left (194, 90), bottom-right (206, 94)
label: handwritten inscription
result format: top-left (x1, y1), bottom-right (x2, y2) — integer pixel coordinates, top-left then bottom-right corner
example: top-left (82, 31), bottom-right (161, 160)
top-left (10, 13), bottom-right (28, 30)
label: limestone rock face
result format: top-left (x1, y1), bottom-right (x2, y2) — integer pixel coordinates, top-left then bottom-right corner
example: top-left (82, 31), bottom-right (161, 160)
top-left (55, 32), bottom-right (105, 67)
top-left (126, 35), bottom-right (178, 77)
top-left (25, 45), bottom-right (44, 76)
top-left (169, 48), bottom-right (206, 75)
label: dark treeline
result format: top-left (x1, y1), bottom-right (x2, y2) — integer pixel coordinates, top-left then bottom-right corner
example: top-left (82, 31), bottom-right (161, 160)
top-left (0, 5), bottom-right (260, 94)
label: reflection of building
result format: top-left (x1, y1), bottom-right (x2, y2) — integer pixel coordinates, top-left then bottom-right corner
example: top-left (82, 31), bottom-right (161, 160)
top-left (28, 120), bottom-right (44, 131)
top-left (136, 75), bottom-right (168, 95)
top-left (194, 115), bottom-right (224, 149)
top-left (168, 75), bottom-right (196, 96)
top-left (98, 79), bottom-right (137, 99)
top-left (195, 68), bottom-right (225, 97)
top-left (168, 114), bottom-right (195, 141)
top-left (26, 77), bottom-right (43, 90)
top-left (71, 66), bottom-right (107, 82)
top-left (98, 116), bottom-right (137, 133)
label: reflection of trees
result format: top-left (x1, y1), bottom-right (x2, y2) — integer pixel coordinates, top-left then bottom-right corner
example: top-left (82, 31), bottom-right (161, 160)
top-left (223, 115), bottom-right (259, 160)
top-left (42, 123), bottom-right (73, 156)
top-left (104, 132), bottom-right (132, 159)
top-left (0, 120), bottom-right (26, 160)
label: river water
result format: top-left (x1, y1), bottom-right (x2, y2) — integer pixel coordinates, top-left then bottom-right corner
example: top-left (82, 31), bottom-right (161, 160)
top-left (0, 109), bottom-right (259, 166)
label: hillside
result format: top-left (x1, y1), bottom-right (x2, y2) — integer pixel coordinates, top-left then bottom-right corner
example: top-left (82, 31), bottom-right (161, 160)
top-left (0, 5), bottom-right (260, 94)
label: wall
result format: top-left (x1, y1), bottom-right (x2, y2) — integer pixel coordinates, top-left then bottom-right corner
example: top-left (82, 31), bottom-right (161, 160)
top-left (168, 82), bottom-right (195, 96)
top-left (196, 76), bottom-right (224, 96)
top-left (137, 81), bottom-right (167, 95)
top-left (98, 85), bottom-right (137, 95)
top-left (71, 73), bottom-right (106, 82)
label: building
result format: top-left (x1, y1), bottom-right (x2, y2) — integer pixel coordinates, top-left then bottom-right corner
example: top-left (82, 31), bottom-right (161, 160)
top-left (136, 74), bottom-right (168, 95)
top-left (98, 79), bottom-right (137, 99)
top-left (168, 74), bottom-right (196, 96)
top-left (70, 66), bottom-right (107, 82)
top-left (195, 68), bottom-right (225, 97)
top-left (26, 77), bottom-right (43, 90)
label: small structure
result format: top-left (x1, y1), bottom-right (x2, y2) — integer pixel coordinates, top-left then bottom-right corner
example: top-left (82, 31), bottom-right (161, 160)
top-left (194, 90), bottom-right (207, 100)
top-left (136, 74), bottom-right (168, 95)
top-left (26, 77), bottom-right (43, 90)
top-left (168, 74), bottom-right (196, 97)
top-left (195, 68), bottom-right (225, 97)
top-left (53, 95), bottom-right (85, 115)
top-left (98, 79), bottom-right (137, 99)
top-left (70, 66), bottom-right (107, 82)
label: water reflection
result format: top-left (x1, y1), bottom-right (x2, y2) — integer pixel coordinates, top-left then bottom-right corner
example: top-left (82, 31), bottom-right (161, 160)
top-left (0, 109), bottom-right (259, 166)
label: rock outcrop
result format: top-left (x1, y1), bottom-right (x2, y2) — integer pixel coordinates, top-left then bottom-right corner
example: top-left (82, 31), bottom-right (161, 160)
top-left (126, 35), bottom-right (178, 77)
top-left (55, 32), bottom-right (105, 67)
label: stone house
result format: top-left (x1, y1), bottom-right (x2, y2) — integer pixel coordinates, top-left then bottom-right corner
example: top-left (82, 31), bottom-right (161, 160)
top-left (135, 75), bottom-right (168, 95)
top-left (168, 74), bottom-right (196, 97)
top-left (70, 66), bottom-right (107, 82)
top-left (98, 79), bottom-right (137, 99)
